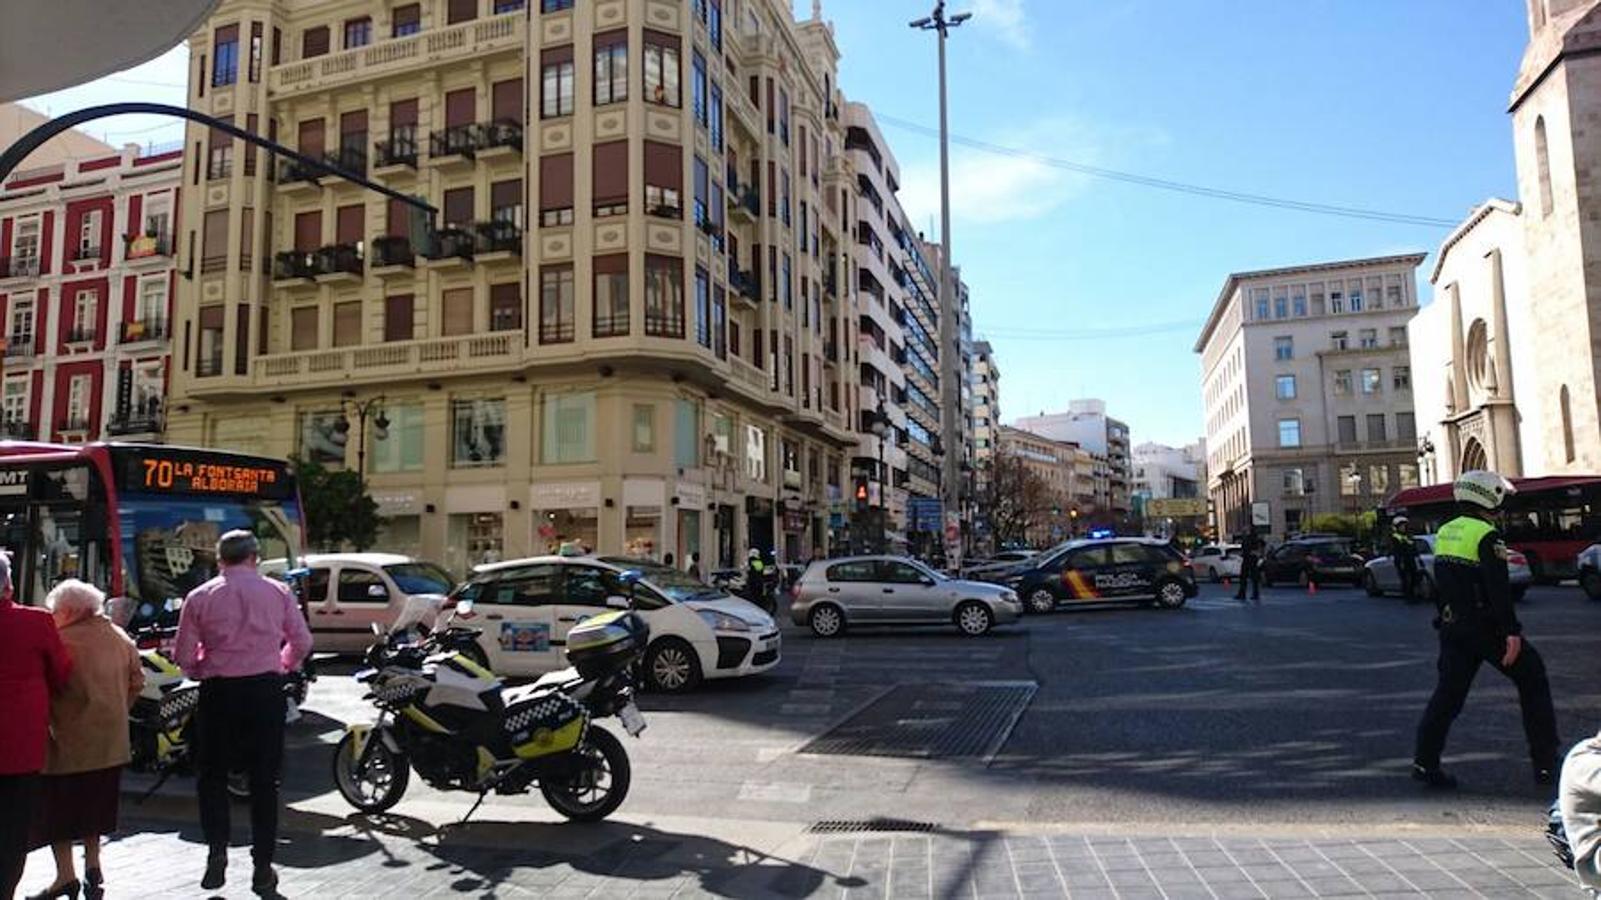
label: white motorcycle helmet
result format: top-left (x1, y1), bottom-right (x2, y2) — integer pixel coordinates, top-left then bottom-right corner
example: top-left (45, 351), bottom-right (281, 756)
top-left (1453, 470), bottom-right (1516, 511)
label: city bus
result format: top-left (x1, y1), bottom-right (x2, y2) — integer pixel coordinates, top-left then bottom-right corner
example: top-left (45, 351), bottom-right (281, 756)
top-left (0, 441), bottom-right (303, 623)
top-left (1383, 475), bottom-right (1601, 583)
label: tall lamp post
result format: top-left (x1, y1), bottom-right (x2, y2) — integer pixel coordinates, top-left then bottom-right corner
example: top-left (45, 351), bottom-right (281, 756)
top-left (335, 393), bottom-right (389, 484)
top-left (911, 2), bottom-right (969, 547)
top-left (870, 397), bottom-right (889, 554)
top-left (1345, 467), bottom-right (1364, 544)
top-left (1417, 436), bottom-right (1437, 485)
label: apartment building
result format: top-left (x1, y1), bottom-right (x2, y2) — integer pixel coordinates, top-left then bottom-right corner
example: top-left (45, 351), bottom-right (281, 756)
top-left (1131, 441), bottom-right (1203, 501)
top-left (1195, 254), bottom-right (1426, 538)
top-left (996, 425), bottom-right (1093, 546)
top-left (972, 339), bottom-right (998, 467)
top-left (0, 143), bottom-right (182, 444)
top-left (166, 0), bottom-right (861, 574)
top-left (1013, 398), bottom-right (1130, 523)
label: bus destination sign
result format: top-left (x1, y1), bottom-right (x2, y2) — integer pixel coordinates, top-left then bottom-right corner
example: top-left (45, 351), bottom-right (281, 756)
top-left (114, 448), bottom-right (295, 500)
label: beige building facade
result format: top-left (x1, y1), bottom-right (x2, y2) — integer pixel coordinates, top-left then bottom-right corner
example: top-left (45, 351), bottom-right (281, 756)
top-left (996, 425), bottom-right (1087, 547)
top-left (166, 0), bottom-right (861, 575)
top-left (1196, 254), bottom-right (1426, 539)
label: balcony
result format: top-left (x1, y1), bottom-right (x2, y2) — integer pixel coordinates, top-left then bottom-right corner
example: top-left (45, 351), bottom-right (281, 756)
top-left (429, 124), bottom-right (479, 167)
top-left (373, 137), bottom-right (419, 172)
top-left (106, 410), bottom-right (164, 437)
top-left (251, 332), bottom-right (520, 389)
top-left (370, 236), bottom-right (415, 274)
top-left (57, 416), bottom-right (92, 435)
top-left (120, 318), bottom-right (169, 344)
top-left (272, 250), bottom-right (316, 283)
top-left (420, 227), bottom-right (475, 268)
top-left (195, 356), bottom-right (226, 377)
top-left (474, 220), bottom-right (521, 261)
top-left (269, 11), bottom-right (521, 99)
top-left (313, 243), bottom-right (364, 283)
top-left (477, 120), bottom-right (523, 159)
top-left (729, 267), bottom-right (759, 307)
top-left (1334, 439), bottom-right (1413, 452)
top-left (0, 420), bottom-right (34, 440)
top-left (69, 244), bottom-right (102, 264)
top-left (122, 232), bottom-right (172, 265)
top-left (64, 327), bottom-right (97, 347)
top-left (727, 185), bottom-right (759, 223)
top-left (726, 83), bottom-right (760, 138)
top-left (823, 340), bottom-right (839, 366)
top-left (276, 157), bottom-right (324, 192)
top-left (0, 256), bottom-right (40, 281)
top-left (5, 335), bottom-right (34, 358)
top-left (320, 146), bottom-right (368, 180)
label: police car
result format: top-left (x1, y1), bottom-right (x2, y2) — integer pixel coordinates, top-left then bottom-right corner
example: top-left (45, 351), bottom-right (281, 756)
top-left (1002, 537), bottom-right (1198, 613)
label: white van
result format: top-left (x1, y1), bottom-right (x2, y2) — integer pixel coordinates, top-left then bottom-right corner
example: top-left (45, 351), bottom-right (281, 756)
top-left (262, 553), bottom-right (456, 654)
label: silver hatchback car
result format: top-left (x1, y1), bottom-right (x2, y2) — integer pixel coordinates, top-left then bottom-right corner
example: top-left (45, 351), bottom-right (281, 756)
top-left (790, 555), bottom-right (1023, 637)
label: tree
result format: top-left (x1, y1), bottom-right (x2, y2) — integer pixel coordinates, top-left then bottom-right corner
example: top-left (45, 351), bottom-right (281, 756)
top-left (292, 456), bottom-right (384, 551)
top-left (975, 447), bottom-right (1057, 548)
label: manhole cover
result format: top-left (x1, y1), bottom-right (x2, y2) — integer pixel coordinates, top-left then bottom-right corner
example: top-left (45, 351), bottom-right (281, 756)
top-left (799, 681), bottom-right (1035, 761)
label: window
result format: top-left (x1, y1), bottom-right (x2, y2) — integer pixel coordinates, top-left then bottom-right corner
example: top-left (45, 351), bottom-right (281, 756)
top-left (1359, 328), bottom-right (1377, 349)
top-left (1367, 414), bottom-right (1387, 443)
top-left (1274, 296), bottom-right (1288, 318)
top-left (287, 305), bottom-right (317, 351)
top-left (10, 217), bottom-right (39, 268)
top-left (494, 176), bottom-right (526, 228)
top-left (1333, 369), bottom-right (1352, 395)
top-left (70, 290), bottom-right (95, 339)
top-left (441, 286), bottom-right (474, 336)
top-left (77, 210), bottom-right (102, 259)
top-left (1536, 116), bottom-right (1553, 217)
top-left (490, 281), bottom-right (522, 333)
top-left (1275, 374), bottom-right (1296, 400)
top-left (542, 46), bottom-right (574, 118)
top-left (1273, 336), bottom-right (1292, 360)
top-left (1331, 331), bottom-right (1348, 351)
top-left (1340, 466), bottom-right (1360, 496)
top-left (594, 253), bottom-right (629, 337)
top-left (333, 300), bottom-right (362, 347)
top-left (453, 399), bottom-right (507, 467)
top-left (1389, 326), bottom-right (1407, 347)
top-left (1282, 468), bottom-right (1305, 496)
top-left (1330, 291), bottom-right (1344, 314)
top-left (632, 405), bottom-right (655, 453)
top-left (644, 30), bottom-right (680, 107)
top-left (644, 140), bottom-right (682, 218)
top-left (692, 52), bottom-right (707, 128)
top-left (745, 424), bottom-right (767, 481)
top-left (1349, 290), bottom-right (1363, 312)
top-left (344, 16), bottom-right (371, 48)
top-left (593, 140), bottom-right (628, 217)
top-left (494, 0), bottom-right (523, 10)
top-left (248, 22), bottom-right (263, 83)
top-left (542, 0), bottom-right (574, 9)
top-left (207, 119), bottom-right (233, 180)
top-left (1360, 368), bottom-right (1381, 394)
top-left (213, 24), bottom-right (239, 86)
top-left (1255, 297), bottom-right (1269, 320)
top-left (2, 376), bottom-right (27, 425)
top-left (366, 401), bottom-right (421, 473)
top-left (447, 0), bottom-right (478, 25)
top-left (778, 87), bottom-right (789, 145)
top-left (1399, 464), bottom-right (1420, 489)
top-left (709, 82), bottom-right (723, 151)
top-left (694, 266), bottom-right (710, 348)
top-left (201, 209), bottom-right (229, 272)
top-left (708, 0), bottom-right (722, 49)
top-left (827, 560), bottom-right (876, 583)
top-left (1337, 415), bottom-right (1357, 445)
top-left (1369, 465), bottom-right (1390, 495)
top-left (1292, 293), bottom-right (1307, 316)
top-left (692, 156), bottom-right (708, 226)
top-left (594, 32), bottom-right (627, 105)
top-left (781, 169), bottom-right (791, 226)
top-left (443, 186), bottom-right (474, 229)
top-left (384, 294), bottom-right (413, 342)
top-left (645, 254), bottom-right (684, 337)
top-left (1277, 419), bottom-right (1300, 448)
top-left (675, 399), bottom-right (699, 468)
top-left (392, 4), bottom-right (421, 37)
top-left (1397, 412), bottom-right (1416, 441)
top-left (302, 25), bottom-right (329, 58)
top-left (1393, 365), bottom-right (1411, 391)
top-left (137, 277), bottom-right (166, 327)
top-left (541, 391), bottom-right (595, 463)
top-left (539, 266), bottom-right (573, 343)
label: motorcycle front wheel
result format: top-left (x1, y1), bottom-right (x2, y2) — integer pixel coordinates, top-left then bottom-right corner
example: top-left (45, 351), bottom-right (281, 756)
top-left (332, 731), bottom-right (410, 814)
top-left (541, 725), bottom-right (631, 822)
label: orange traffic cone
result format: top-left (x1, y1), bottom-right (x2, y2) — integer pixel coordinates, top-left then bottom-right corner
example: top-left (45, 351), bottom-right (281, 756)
top-left (1222, 576), bottom-right (1231, 587)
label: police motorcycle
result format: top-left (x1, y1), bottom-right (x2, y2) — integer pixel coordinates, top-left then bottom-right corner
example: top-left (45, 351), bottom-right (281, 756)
top-left (332, 573), bottom-right (650, 822)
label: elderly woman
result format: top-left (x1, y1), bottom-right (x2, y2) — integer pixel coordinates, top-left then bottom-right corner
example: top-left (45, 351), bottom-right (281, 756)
top-left (26, 580), bottom-right (142, 900)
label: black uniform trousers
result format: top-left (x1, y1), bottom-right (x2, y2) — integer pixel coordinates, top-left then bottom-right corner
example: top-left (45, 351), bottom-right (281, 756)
top-left (197, 674), bottom-right (285, 865)
top-left (0, 773), bottom-right (40, 899)
top-left (1414, 628), bottom-right (1559, 771)
top-left (1234, 556), bottom-right (1260, 599)
top-left (1396, 558), bottom-right (1419, 602)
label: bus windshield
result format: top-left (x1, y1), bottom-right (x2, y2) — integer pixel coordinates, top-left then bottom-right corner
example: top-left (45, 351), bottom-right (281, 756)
top-left (118, 495), bottom-right (302, 622)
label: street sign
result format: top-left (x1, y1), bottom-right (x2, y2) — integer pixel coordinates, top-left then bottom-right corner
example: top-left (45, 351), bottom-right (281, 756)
top-left (1251, 501), bottom-right (1271, 527)
top-left (1147, 498), bottom-right (1207, 518)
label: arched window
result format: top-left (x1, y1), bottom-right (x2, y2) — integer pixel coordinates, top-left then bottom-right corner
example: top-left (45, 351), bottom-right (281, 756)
top-left (1536, 116), bottom-right (1554, 217)
top-left (1561, 384), bottom-right (1576, 462)
top-left (1461, 438), bottom-right (1488, 473)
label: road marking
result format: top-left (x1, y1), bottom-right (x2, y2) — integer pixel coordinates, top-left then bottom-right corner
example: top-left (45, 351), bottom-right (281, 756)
top-left (737, 780), bottom-right (813, 803)
top-left (780, 702), bottom-right (833, 716)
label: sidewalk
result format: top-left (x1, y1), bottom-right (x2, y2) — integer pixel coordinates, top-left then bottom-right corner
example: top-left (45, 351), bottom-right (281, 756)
top-left (14, 794), bottom-right (1583, 898)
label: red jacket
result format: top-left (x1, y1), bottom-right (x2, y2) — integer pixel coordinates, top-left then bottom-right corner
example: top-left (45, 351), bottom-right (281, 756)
top-left (0, 597), bottom-right (73, 774)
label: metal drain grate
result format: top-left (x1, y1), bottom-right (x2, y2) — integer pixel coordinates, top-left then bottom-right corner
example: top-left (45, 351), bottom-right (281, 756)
top-left (808, 818), bottom-right (939, 834)
top-left (799, 681), bottom-right (1036, 762)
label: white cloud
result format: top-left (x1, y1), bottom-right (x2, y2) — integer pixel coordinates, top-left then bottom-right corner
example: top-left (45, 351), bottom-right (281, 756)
top-left (896, 118), bottom-right (1094, 229)
top-left (968, 0), bottom-right (1030, 51)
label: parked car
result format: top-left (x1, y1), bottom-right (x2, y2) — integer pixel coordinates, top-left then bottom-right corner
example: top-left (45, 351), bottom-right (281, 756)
top-left (261, 553), bottom-right (456, 654)
top-left (1188, 544), bottom-right (1242, 583)
top-left (1365, 534), bottom-right (1533, 602)
top-left (1578, 544), bottom-right (1601, 600)
top-left (1259, 539), bottom-right (1365, 587)
top-left (449, 555), bottom-right (779, 692)
top-left (1002, 538), bottom-right (1198, 613)
top-left (789, 555), bottom-right (1022, 638)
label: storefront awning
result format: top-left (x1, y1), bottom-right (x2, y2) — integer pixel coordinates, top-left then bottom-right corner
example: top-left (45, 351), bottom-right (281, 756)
top-left (2, 0), bottom-right (221, 103)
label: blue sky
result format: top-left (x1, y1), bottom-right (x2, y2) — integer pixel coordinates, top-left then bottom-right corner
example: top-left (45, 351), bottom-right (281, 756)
top-left (23, 1), bottom-right (1530, 446)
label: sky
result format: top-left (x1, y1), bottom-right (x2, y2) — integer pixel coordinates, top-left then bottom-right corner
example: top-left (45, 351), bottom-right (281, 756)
top-left (20, 0), bottom-right (1532, 447)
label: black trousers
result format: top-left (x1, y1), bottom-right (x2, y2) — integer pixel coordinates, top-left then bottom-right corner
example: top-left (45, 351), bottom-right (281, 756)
top-left (1397, 561), bottom-right (1419, 602)
top-left (1234, 557), bottom-right (1260, 599)
top-left (0, 773), bottom-right (40, 899)
top-left (1414, 629), bottom-right (1559, 771)
top-left (197, 674), bottom-right (285, 865)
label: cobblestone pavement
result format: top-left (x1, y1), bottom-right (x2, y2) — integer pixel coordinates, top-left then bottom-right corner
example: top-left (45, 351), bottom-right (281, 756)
top-left (16, 810), bottom-right (1584, 898)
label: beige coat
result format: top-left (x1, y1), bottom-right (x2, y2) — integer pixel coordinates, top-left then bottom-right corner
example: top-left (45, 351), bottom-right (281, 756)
top-left (45, 616), bottom-right (143, 775)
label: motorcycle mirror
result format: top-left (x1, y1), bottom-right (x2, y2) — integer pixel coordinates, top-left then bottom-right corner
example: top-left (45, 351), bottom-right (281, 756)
top-left (370, 622), bottom-right (382, 636)
top-left (456, 598), bottom-right (475, 618)
top-left (138, 602), bottom-right (155, 620)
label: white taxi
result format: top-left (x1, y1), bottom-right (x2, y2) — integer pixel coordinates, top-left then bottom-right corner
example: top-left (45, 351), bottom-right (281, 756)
top-left (446, 555), bottom-right (780, 693)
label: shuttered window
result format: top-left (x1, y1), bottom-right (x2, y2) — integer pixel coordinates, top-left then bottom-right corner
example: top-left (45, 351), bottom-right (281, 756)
top-left (333, 301), bottom-right (362, 347)
top-left (644, 140), bottom-right (681, 217)
top-left (491, 282), bottom-right (523, 333)
top-left (290, 306), bottom-right (318, 350)
top-left (445, 89), bottom-right (476, 127)
top-left (447, 0), bottom-right (477, 24)
top-left (492, 78), bottom-right (522, 122)
top-left (443, 187), bottom-right (474, 229)
top-left (442, 287), bottom-right (474, 336)
top-left (384, 295), bottom-right (414, 342)
top-left (202, 210), bottom-right (230, 272)
top-left (335, 204), bottom-right (364, 245)
top-left (302, 25), bottom-right (329, 59)
top-left (539, 154), bottom-right (571, 226)
top-left (492, 178), bottom-right (524, 227)
top-left (293, 211), bottom-right (321, 252)
top-left (298, 118), bottom-right (325, 156)
top-left (593, 140), bottom-right (628, 214)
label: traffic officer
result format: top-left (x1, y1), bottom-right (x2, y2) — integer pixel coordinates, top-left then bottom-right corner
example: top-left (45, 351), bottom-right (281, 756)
top-left (1412, 470), bottom-right (1560, 789)
top-left (1233, 531), bottom-right (1262, 602)
top-left (743, 548), bottom-right (771, 612)
top-left (1392, 515), bottom-right (1421, 603)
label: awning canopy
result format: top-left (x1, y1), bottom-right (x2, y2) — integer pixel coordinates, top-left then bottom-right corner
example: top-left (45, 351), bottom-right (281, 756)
top-left (0, 0), bottom-right (219, 103)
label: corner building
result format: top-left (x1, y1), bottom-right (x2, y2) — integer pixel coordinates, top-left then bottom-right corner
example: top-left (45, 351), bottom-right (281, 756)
top-left (167, 0), bottom-right (861, 575)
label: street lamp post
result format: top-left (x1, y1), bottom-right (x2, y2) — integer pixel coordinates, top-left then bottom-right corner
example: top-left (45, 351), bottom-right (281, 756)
top-left (911, 3), bottom-right (970, 548)
top-left (870, 397), bottom-right (889, 554)
top-left (335, 393), bottom-right (389, 484)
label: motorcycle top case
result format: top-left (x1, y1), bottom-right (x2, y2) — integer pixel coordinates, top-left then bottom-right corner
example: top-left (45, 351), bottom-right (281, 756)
top-left (503, 689), bottom-right (587, 759)
top-left (565, 610), bottom-right (648, 678)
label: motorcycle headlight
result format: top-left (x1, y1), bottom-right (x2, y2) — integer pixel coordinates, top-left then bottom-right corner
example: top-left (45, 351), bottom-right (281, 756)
top-left (697, 609), bottom-right (752, 632)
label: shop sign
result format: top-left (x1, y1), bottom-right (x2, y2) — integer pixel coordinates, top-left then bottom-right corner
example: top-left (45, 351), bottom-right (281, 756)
top-left (531, 481), bottom-right (601, 509)
top-left (782, 509), bottom-right (807, 532)
top-left (676, 482), bottom-right (706, 511)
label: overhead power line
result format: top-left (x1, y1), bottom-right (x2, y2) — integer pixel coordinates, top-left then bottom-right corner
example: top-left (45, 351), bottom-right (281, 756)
top-left (979, 319), bottom-right (1202, 341)
top-left (874, 113), bottom-right (1459, 229)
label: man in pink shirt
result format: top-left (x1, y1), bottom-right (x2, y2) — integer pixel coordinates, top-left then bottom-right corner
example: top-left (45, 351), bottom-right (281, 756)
top-left (174, 529), bottom-right (311, 894)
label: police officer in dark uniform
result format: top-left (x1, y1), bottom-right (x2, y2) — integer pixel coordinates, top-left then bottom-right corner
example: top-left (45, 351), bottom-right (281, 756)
top-left (1233, 531), bottom-right (1262, 602)
top-left (1412, 470), bottom-right (1560, 789)
top-left (1391, 515), bottom-right (1421, 603)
